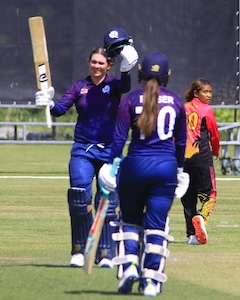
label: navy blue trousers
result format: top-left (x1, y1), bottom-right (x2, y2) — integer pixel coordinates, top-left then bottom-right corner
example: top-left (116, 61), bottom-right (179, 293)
top-left (118, 155), bottom-right (177, 229)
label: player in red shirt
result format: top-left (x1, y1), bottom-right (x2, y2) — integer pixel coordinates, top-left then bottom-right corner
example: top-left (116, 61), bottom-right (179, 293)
top-left (181, 78), bottom-right (220, 245)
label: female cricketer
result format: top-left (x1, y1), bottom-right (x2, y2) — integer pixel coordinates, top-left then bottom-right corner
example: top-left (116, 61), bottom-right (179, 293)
top-left (181, 78), bottom-right (220, 245)
top-left (34, 28), bottom-right (138, 268)
top-left (98, 51), bottom-right (187, 297)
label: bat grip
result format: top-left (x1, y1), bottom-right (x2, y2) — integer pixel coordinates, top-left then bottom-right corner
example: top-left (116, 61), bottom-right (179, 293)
top-left (45, 104), bottom-right (52, 128)
top-left (110, 157), bottom-right (121, 177)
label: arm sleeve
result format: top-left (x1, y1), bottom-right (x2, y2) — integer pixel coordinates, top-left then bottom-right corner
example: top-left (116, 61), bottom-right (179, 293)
top-left (50, 82), bottom-right (79, 117)
top-left (206, 107), bottom-right (220, 156)
top-left (174, 103), bottom-right (187, 168)
top-left (108, 95), bottom-right (131, 163)
top-left (117, 72), bottom-right (131, 94)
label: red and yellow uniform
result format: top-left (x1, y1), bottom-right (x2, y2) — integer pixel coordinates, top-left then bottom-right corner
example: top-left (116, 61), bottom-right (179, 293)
top-left (181, 97), bottom-right (220, 237)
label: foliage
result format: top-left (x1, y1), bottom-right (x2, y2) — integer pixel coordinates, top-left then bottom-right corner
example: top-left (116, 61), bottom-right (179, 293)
top-left (213, 108), bottom-right (240, 123)
top-left (0, 107), bottom-right (77, 123)
top-left (1, 107), bottom-right (239, 124)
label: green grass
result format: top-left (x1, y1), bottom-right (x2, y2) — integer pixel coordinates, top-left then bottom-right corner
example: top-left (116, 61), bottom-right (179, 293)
top-left (0, 145), bottom-right (240, 300)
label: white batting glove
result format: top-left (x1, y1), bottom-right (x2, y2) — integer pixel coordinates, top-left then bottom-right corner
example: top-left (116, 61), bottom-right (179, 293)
top-left (35, 86), bottom-right (55, 108)
top-left (174, 168), bottom-right (190, 199)
top-left (98, 163), bottom-right (117, 192)
top-left (120, 45), bottom-right (138, 72)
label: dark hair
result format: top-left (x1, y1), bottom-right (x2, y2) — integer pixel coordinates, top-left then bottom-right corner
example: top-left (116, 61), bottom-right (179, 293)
top-left (184, 78), bottom-right (211, 102)
top-left (136, 78), bottom-right (159, 137)
top-left (88, 47), bottom-right (114, 66)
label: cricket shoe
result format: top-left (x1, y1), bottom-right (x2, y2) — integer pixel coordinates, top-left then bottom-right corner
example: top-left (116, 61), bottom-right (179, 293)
top-left (188, 235), bottom-right (200, 245)
top-left (141, 278), bottom-right (158, 297)
top-left (192, 215), bottom-right (208, 244)
top-left (118, 263), bottom-right (139, 294)
top-left (98, 258), bottom-right (114, 268)
top-left (70, 253), bottom-right (84, 267)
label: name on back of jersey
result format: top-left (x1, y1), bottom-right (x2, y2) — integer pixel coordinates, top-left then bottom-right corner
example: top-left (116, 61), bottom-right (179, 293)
top-left (136, 95), bottom-right (174, 113)
top-left (139, 95), bottom-right (174, 104)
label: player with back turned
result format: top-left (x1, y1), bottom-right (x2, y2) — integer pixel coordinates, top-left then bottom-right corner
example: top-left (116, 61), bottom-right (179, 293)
top-left (34, 28), bottom-right (138, 268)
top-left (98, 51), bottom-right (188, 297)
top-left (181, 78), bottom-right (220, 245)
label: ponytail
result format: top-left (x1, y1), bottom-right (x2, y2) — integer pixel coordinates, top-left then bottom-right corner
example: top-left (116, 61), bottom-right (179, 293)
top-left (136, 78), bottom-right (159, 137)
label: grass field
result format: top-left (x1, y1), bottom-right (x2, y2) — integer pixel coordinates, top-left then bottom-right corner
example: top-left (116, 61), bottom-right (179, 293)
top-left (0, 144), bottom-right (239, 300)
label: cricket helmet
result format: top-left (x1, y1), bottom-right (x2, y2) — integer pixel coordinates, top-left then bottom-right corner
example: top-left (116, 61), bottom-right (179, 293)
top-left (138, 51), bottom-right (171, 86)
top-left (103, 27), bottom-right (132, 58)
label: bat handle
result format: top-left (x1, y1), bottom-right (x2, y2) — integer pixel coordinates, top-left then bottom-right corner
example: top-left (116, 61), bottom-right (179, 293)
top-left (45, 104), bottom-right (52, 128)
top-left (110, 157), bottom-right (121, 177)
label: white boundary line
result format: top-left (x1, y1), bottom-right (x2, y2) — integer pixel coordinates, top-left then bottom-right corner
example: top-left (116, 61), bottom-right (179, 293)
top-left (0, 176), bottom-right (240, 180)
top-left (216, 178), bottom-right (240, 181)
top-left (0, 176), bottom-right (69, 179)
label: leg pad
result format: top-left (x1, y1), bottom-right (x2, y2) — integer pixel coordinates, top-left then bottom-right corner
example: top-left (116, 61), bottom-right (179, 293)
top-left (67, 188), bottom-right (93, 255)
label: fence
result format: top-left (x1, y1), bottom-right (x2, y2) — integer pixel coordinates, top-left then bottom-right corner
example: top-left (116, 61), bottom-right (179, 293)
top-left (0, 121), bottom-right (75, 144)
top-left (1, 104), bottom-right (240, 175)
top-left (0, 0), bottom-right (238, 106)
top-left (218, 122), bottom-right (240, 175)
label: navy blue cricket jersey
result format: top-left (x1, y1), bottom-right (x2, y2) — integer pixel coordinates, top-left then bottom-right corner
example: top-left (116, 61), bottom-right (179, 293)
top-left (50, 73), bottom-right (131, 144)
top-left (109, 85), bottom-right (187, 167)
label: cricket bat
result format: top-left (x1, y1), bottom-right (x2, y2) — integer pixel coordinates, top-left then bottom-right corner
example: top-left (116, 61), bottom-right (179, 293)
top-left (83, 157), bottom-right (121, 275)
top-left (29, 16), bottom-right (52, 128)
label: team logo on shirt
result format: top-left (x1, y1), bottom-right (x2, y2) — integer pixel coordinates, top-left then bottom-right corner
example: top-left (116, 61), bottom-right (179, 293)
top-left (80, 86), bottom-right (88, 95)
top-left (102, 85), bottom-right (110, 94)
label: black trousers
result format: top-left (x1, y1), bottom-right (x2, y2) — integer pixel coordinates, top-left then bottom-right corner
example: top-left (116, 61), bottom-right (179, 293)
top-left (181, 161), bottom-right (216, 237)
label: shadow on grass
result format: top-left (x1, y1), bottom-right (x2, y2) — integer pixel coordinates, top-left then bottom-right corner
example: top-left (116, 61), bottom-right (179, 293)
top-left (33, 264), bottom-right (71, 268)
top-left (64, 290), bottom-right (140, 296)
top-left (170, 240), bottom-right (188, 244)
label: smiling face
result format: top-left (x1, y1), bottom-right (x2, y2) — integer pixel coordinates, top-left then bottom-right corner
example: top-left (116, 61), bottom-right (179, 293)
top-left (89, 53), bottom-right (111, 85)
top-left (194, 84), bottom-right (212, 104)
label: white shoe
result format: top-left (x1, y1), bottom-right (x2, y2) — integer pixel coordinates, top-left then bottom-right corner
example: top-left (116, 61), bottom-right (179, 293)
top-left (70, 253), bottom-right (84, 267)
top-left (118, 263), bottom-right (139, 294)
top-left (143, 278), bottom-right (157, 297)
top-left (188, 235), bottom-right (200, 245)
top-left (98, 258), bottom-right (114, 268)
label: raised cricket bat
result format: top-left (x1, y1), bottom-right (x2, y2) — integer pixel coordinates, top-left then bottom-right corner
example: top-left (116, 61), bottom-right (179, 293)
top-left (83, 157), bottom-right (121, 275)
top-left (29, 16), bottom-right (52, 128)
